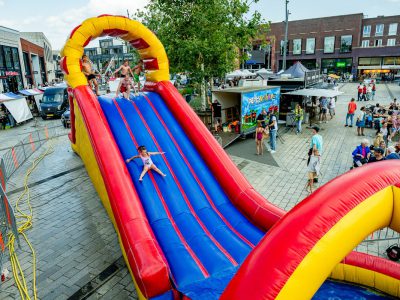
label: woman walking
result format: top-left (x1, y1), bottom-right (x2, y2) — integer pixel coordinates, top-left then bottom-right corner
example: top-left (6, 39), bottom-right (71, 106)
top-left (356, 106), bottom-right (366, 136)
top-left (306, 148), bottom-right (321, 194)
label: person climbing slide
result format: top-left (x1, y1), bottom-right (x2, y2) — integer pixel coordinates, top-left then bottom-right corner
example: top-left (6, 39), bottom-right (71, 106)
top-left (126, 145), bottom-right (167, 181)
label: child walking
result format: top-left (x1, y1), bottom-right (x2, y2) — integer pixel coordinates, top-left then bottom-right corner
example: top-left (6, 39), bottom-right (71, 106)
top-left (306, 148), bottom-right (321, 194)
top-left (255, 122), bottom-right (268, 155)
top-left (126, 146), bottom-right (167, 181)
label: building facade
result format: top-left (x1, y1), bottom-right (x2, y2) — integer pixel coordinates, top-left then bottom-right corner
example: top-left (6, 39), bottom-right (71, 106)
top-left (52, 50), bottom-right (63, 81)
top-left (84, 38), bottom-right (135, 74)
top-left (20, 38), bottom-right (46, 87)
top-left (20, 32), bottom-right (55, 83)
top-left (249, 13), bottom-right (400, 79)
top-left (0, 26), bottom-right (27, 93)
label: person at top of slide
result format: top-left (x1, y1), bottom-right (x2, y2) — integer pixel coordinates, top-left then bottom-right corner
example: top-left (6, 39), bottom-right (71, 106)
top-left (82, 55), bottom-right (99, 96)
top-left (116, 75), bottom-right (133, 99)
top-left (132, 60), bottom-right (144, 90)
top-left (113, 60), bottom-right (134, 78)
top-left (126, 145), bottom-right (167, 182)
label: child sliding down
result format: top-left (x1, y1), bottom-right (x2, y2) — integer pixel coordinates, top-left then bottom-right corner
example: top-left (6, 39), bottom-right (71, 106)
top-left (126, 145), bottom-right (167, 181)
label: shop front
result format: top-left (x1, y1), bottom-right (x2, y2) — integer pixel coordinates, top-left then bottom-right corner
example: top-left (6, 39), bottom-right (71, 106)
top-left (357, 56), bottom-right (400, 81)
top-left (0, 45), bottom-right (24, 93)
top-left (321, 58), bottom-right (353, 75)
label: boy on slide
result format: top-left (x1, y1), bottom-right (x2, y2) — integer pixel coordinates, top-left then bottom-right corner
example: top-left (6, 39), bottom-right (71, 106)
top-left (116, 75), bottom-right (133, 99)
top-left (126, 146), bottom-right (167, 181)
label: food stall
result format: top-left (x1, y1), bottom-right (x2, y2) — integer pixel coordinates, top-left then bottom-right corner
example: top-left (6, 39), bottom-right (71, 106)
top-left (0, 92), bottom-right (33, 126)
top-left (19, 88), bottom-right (44, 115)
top-left (211, 86), bottom-right (280, 147)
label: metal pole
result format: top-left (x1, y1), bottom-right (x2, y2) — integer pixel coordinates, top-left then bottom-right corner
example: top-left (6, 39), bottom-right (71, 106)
top-left (282, 0), bottom-right (289, 71)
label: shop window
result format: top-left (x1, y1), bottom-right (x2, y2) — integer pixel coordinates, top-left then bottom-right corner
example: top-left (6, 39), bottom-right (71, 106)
top-left (374, 39), bottom-right (383, 47)
top-left (375, 24), bottom-right (384, 36)
top-left (292, 39), bottom-right (302, 55)
top-left (306, 38), bottom-right (315, 54)
top-left (23, 52), bottom-right (31, 75)
top-left (387, 39), bottom-right (396, 46)
top-left (324, 36), bottom-right (335, 54)
top-left (363, 25), bottom-right (371, 37)
top-left (0, 46), bottom-right (4, 69)
top-left (361, 40), bottom-right (370, 48)
top-left (11, 48), bottom-right (20, 70)
top-left (358, 57), bottom-right (382, 66)
top-left (3, 47), bottom-right (13, 69)
top-left (389, 23), bottom-right (398, 36)
top-left (383, 57), bottom-right (400, 65)
top-left (340, 35), bottom-right (352, 53)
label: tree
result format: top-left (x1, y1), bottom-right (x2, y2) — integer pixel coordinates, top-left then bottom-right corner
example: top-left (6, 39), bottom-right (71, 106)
top-left (135, 0), bottom-right (265, 109)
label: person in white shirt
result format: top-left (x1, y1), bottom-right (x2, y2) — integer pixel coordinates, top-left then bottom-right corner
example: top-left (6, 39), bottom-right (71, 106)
top-left (367, 84), bottom-right (373, 101)
top-left (267, 112), bottom-right (278, 153)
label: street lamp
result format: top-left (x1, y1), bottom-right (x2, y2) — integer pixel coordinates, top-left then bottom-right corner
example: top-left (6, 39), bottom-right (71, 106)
top-left (282, 0), bottom-right (290, 71)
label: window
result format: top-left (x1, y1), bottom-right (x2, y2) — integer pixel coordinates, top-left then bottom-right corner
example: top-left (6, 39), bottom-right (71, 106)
top-left (0, 46), bottom-right (4, 69)
top-left (306, 38), bottom-right (315, 54)
top-left (389, 23), bottom-right (398, 36)
top-left (363, 25), bottom-right (371, 37)
top-left (375, 24), bottom-right (384, 36)
top-left (23, 52), bottom-right (31, 75)
top-left (324, 36), bottom-right (335, 53)
top-left (11, 48), bottom-right (20, 70)
top-left (388, 38), bottom-right (396, 46)
top-left (292, 39), bottom-right (302, 55)
top-left (358, 57), bottom-right (382, 66)
top-left (3, 47), bottom-right (13, 69)
top-left (383, 57), bottom-right (400, 65)
top-left (340, 35), bottom-right (352, 53)
top-left (361, 40), bottom-right (370, 47)
top-left (280, 40), bottom-right (289, 55)
top-left (375, 39), bottom-right (383, 47)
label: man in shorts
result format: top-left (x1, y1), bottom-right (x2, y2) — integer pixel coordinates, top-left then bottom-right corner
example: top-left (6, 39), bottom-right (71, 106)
top-left (113, 60), bottom-right (134, 78)
top-left (116, 75), bottom-right (133, 99)
top-left (82, 55), bottom-right (99, 95)
top-left (319, 97), bottom-right (329, 123)
top-left (132, 60), bottom-right (144, 91)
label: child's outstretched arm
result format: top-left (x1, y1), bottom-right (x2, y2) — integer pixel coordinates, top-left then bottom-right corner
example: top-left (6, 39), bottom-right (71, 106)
top-left (148, 152), bottom-right (165, 155)
top-left (126, 155), bottom-right (140, 163)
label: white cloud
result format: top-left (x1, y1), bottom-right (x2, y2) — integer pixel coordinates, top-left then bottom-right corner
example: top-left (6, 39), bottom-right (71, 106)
top-left (1, 0), bottom-right (149, 50)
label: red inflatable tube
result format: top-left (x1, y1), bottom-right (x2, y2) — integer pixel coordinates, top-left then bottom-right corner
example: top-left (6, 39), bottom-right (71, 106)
top-left (343, 251), bottom-right (400, 280)
top-left (145, 81), bottom-right (285, 230)
top-left (221, 161), bottom-right (400, 300)
top-left (73, 85), bottom-right (171, 298)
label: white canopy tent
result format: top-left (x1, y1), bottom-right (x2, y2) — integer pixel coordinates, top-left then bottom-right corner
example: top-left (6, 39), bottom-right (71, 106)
top-left (0, 93), bottom-right (33, 123)
top-left (226, 70), bottom-right (246, 78)
top-left (284, 88), bottom-right (344, 98)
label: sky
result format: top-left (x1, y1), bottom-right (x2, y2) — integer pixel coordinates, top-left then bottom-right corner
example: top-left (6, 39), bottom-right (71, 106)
top-left (0, 0), bottom-right (399, 50)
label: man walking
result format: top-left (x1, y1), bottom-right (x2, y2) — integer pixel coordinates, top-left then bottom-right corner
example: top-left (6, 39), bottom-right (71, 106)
top-left (319, 97), bottom-right (329, 123)
top-left (210, 99), bottom-right (222, 132)
top-left (294, 104), bottom-right (303, 134)
top-left (268, 111), bottom-right (278, 153)
top-left (362, 84), bottom-right (367, 101)
top-left (345, 98), bottom-right (357, 127)
top-left (310, 126), bottom-right (323, 154)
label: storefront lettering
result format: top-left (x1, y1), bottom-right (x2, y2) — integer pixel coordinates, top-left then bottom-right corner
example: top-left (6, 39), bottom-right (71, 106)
top-left (5, 71), bottom-right (19, 76)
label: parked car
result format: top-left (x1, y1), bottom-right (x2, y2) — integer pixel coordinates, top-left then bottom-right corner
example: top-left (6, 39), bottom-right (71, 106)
top-left (61, 108), bottom-right (70, 128)
top-left (40, 86), bottom-right (69, 120)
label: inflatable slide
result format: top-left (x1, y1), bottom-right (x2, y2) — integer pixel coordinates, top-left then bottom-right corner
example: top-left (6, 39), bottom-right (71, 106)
top-left (60, 15), bottom-right (400, 299)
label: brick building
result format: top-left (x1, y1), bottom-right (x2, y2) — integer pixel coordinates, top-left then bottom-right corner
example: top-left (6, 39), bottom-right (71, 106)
top-left (249, 13), bottom-right (400, 80)
top-left (20, 38), bottom-right (46, 87)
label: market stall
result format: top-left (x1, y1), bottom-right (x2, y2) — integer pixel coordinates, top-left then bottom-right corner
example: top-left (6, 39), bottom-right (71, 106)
top-left (19, 88), bottom-right (43, 114)
top-left (212, 86), bottom-right (280, 147)
top-left (284, 88), bottom-right (344, 126)
top-left (0, 92), bottom-right (33, 124)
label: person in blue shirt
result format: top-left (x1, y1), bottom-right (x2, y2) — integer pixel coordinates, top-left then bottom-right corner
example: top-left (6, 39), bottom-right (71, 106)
top-left (310, 126), bottom-right (323, 154)
top-left (352, 139), bottom-right (371, 167)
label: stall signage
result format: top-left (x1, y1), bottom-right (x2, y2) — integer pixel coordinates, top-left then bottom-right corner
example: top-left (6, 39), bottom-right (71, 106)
top-left (5, 71), bottom-right (19, 76)
top-left (241, 87), bottom-right (280, 133)
top-left (336, 62), bottom-right (346, 67)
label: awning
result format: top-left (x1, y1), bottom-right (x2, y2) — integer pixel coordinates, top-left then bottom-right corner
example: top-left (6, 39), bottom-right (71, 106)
top-left (19, 89), bottom-right (43, 96)
top-left (0, 93), bottom-right (33, 123)
top-left (284, 88), bottom-right (344, 98)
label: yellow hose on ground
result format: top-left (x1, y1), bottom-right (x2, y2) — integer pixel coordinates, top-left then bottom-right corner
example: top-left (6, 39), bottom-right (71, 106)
top-left (6, 141), bottom-right (54, 300)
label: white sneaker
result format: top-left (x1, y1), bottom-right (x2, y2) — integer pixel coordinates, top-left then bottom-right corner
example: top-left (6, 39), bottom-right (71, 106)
top-left (271, 150), bottom-right (276, 153)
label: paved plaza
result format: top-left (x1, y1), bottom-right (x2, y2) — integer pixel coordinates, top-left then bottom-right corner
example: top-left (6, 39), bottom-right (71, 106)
top-left (0, 82), bottom-right (400, 299)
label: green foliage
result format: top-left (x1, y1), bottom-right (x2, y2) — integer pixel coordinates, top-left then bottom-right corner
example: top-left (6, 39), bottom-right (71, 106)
top-left (135, 0), bottom-right (265, 84)
top-left (188, 95), bottom-right (203, 111)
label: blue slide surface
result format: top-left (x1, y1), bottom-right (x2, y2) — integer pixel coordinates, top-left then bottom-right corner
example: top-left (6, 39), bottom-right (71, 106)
top-left (98, 92), bottom-right (264, 299)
